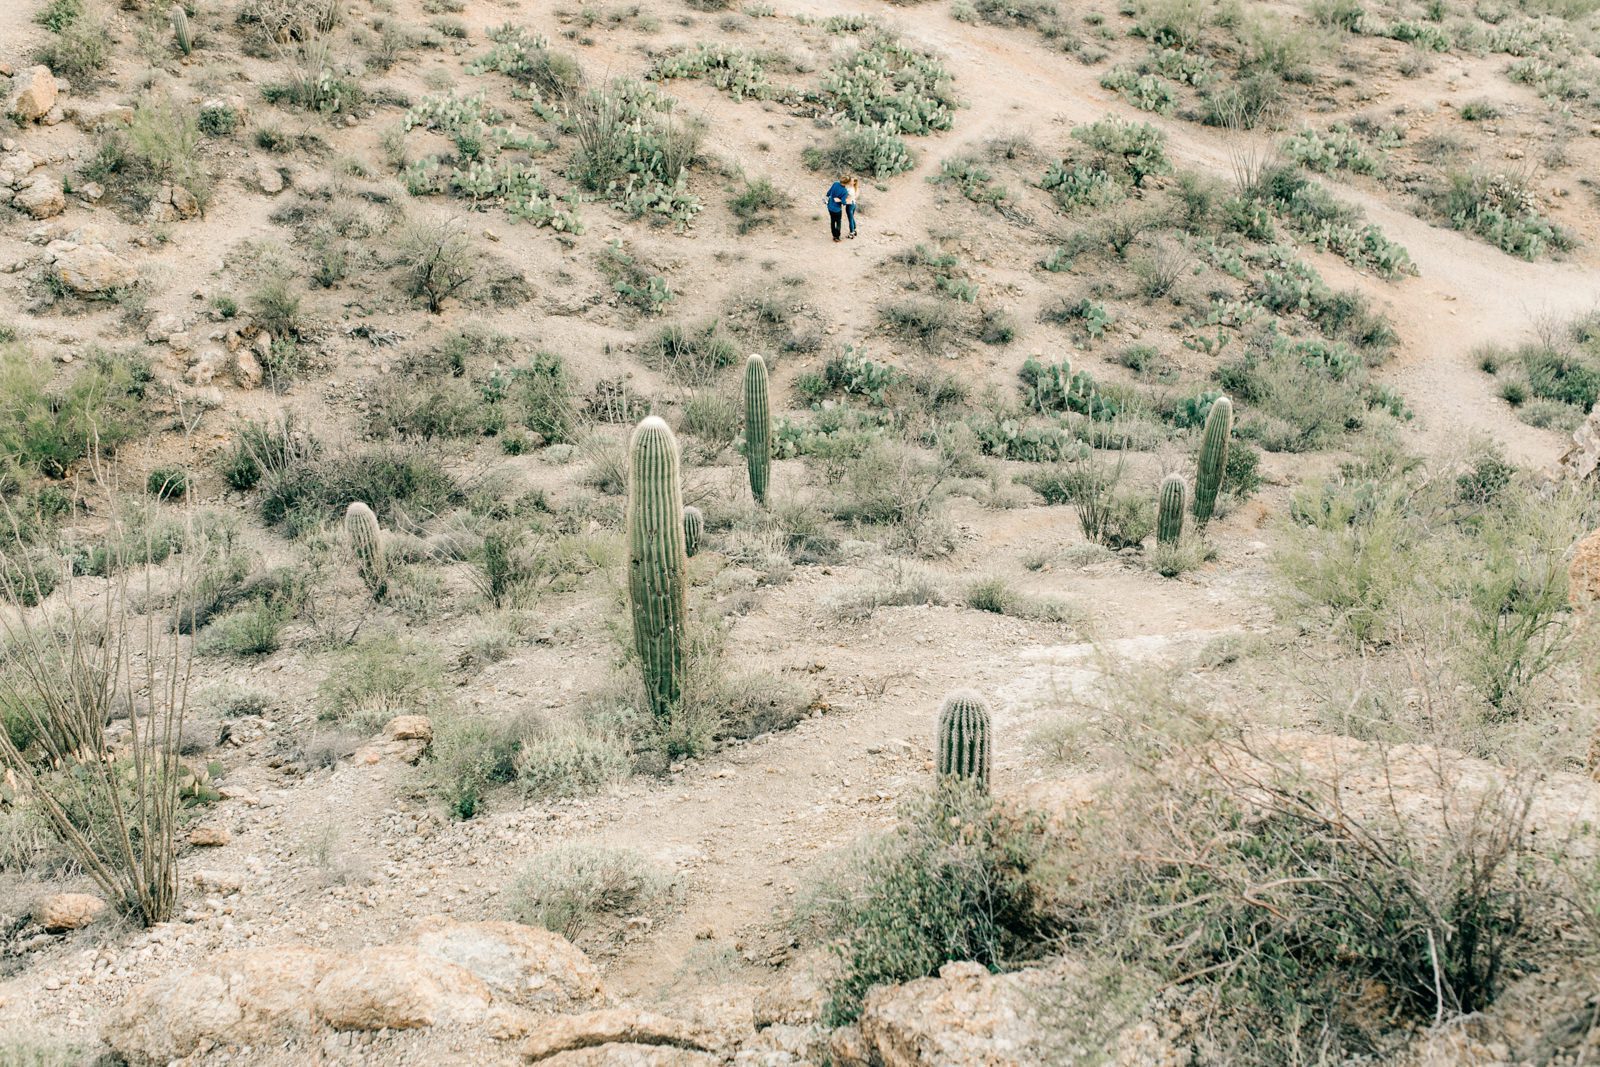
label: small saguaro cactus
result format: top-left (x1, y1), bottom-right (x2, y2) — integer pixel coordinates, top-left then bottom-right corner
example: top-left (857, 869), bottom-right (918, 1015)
top-left (1193, 396), bottom-right (1233, 526)
top-left (936, 689), bottom-right (991, 791)
top-left (170, 5), bottom-right (193, 55)
top-left (682, 505), bottom-right (704, 558)
top-left (344, 501), bottom-right (387, 600)
top-left (1157, 473), bottom-right (1186, 546)
top-left (627, 416), bottom-right (690, 720)
top-left (744, 354), bottom-right (772, 505)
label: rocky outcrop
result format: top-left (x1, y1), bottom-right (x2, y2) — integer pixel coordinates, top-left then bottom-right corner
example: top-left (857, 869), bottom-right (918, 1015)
top-left (105, 921), bottom-right (605, 1064)
top-left (1570, 527), bottom-right (1600, 610)
top-left (50, 241), bottom-right (137, 295)
top-left (539, 1047), bottom-right (721, 1066)
top-left (522, 1009), bottom-right (720, 1062)
top-left (8, 66), bottom-right (59, 122)
top-left (34, 892), bottom-right (107, 932)
top-left (354, 715), bottom-right (435, 765)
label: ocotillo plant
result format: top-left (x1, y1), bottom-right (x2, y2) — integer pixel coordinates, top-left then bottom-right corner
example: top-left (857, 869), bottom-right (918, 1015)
top-left (682, 506), bottom-right (704, 558)
top-left (170, 5), bottom-right (193, 55)
top-left (1157, 473), bottom-right (1186, 546)
top-left (1193, 396), bottom-right (1232, 526)
top-left (627, 416), bottom-right (689, 720)
top-left (744, 355), bottom-right (771, 505)
top-left (936, 690), bottom-right (991, 791)
top-left (344, 501), bottom-right (387, 600)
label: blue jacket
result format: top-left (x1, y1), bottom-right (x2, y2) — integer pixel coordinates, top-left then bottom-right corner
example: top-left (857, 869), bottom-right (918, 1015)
top-left (825, 181), bottom-right (850, 212)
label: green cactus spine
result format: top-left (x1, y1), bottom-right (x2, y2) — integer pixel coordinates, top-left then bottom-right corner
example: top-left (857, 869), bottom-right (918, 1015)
top-left (170, 5), bottom-right (193, 54)
top-left (743, 355), bottom-right (772, 505)
top-left (627, 417), bottom-right (689, 720)
top-left (344, 501), bottom-right (387, 600)
top-left (936, 689), bottom-right (991, 791)
top-left (682, 506), bottom-right (704, 558)
top-left (1157, 473), bottom-right (1186, 546)
top-left (1193, 396), bottom-right (1232, 526)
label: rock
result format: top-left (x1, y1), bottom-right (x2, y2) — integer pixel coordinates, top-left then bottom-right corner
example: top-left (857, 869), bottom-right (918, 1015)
top-left (35, 892), bottom-right (107, 932)
top-left (13, 173), bottom-right (65, 219)
top-left (523, 1010), bottom-right (718, 1062)
top-left (169, 183), bottom-right (200, 219)
top-left (313, 946), bottom-right (492, 1031)
top-left (53, 243), bottom-right (137, 295)
top-left (192, 868), bottom-right (244, 894)
top-left (0, 148), bottom-right (37, 188)
top-left (104, 945), bottom-right (335, 1064)
top-left (409, 915), bottom-right (603, 1011)
top-left (145, 313), bottom-right (185, 344)
top-left (354, 715), bottom-right (435, 765)
top-left (540, 1047), bottom-right (721, 1066)
top-left (66, 102), bottom-right (134, 131)
top-left (188, 825), bottom-right (231, 847)
top-left (79, 181), bottom-right (103, 202)
top-left (186, 349), bottom-right (228, 387)
top-left (255, 160), bottom-right (285, 195)
top-left (8, 66), bottom-right (58, 123)
top-left (234, 343), bottom-right (263, 389)
top-left (1556, 408), bottom-right (1600, 484)
top-left (753, 970), bottom-right (826, 1027)
top-left (1571, 527), bottom-right (1600, 611)
top-left (386, 715), bottom-right (434, 742)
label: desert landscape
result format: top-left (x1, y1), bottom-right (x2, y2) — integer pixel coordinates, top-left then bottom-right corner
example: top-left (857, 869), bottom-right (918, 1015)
top-left (3, 0), bottom-right (1600, 1061)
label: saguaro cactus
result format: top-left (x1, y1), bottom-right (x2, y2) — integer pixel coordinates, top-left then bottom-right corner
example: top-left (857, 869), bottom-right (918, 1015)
top-left (344, 501), bottom-right (387, 599)
top-left (744, 355), bottom-right (772, 505)
top-left (1158, 473), bottom-right (1186, 546)
top-left (1193, 396), bottom-right (1232, 526)
top-left (627, 417), bottom-right (689, 720)
top-left (936, 690), bottom-right (991, 791)
top-left (682, 506), bottom-right (704, 558)
top-left (170, 5), bottom-right (193, 54)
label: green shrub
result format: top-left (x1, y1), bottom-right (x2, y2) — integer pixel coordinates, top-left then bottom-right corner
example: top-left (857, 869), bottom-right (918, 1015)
top-left (804, 123), bottom-right (914, 179)
top-left (146, 466), bottom-right (189, 501)
top-left (317, 634), bottom-right (448, 729)
top-left (198, 601), bottom-right (286, 657)
top-left (512, 351), bottom-right (576, 444)
top-left (35, 9), bottom-right (111, 82)
top-left (426, 715), bottom-right (522, 819)
top-left (1070, 117), bottom-right (1172, 188)
top-left (879, 300), bottom-right (956, 351)
top-left (796, 783), bottom-right (1050, 1024)
top-left (645, 321), bottom-right (739, 384)
top-left (1427, 171), bottom-right (1574, 260)
top-left (84, 94), bottom-right (212, 210)
top-left (34, 0), bottom-right (83, 32)
top-left (729, 177), bottom-right (790, 232)
top-left (819, 33), bottom-right (956, 136)
top-left (507, 843), bottom-right (670, 943)
top-left (0, 346), bottom-right (149, 480)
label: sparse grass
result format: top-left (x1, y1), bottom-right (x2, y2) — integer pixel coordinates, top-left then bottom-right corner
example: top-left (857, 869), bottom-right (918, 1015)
top-left (644, 321), bottom-right (739, 384)
top-left (507, 843), bottom-right (671, 944)
top-left (317, 633), bottom-right (448, 730)
top-left (729, 177), bottom-right (790, 232)
top-left (0, 345), bottom-right (149, 482)
top-left (35, 6), bottom-right (111, 83)
top-left (964, 577), bottom-right (1084, 625)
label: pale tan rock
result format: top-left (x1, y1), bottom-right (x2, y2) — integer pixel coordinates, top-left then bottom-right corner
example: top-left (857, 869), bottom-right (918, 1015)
top-left (1570, 527), bottom-right (1600, 610)
top-left (386, 715), bottom-right (434, 743)
top-left (0, 148), bottom-right (38, 188)
top-left (313, 945), bottom-right (492, 1031)
top-left (522, 1009), bottom-right (718, 1062)
top-left (409, 915), bottom-right (603, 1011)
top-left (255, 160), bottom-right (285, 195)
top-left (188, 825), bottom-right (231, 847)
top-left (234, 343), bottom-right (263, 389)
top-left (540, 1046), bottom-right (722, 1066)
top-left (53, 244), bottom-right (137, 295)
top-left (104, 945), bottom-right (334, 1064)
top-left (13, 173), bottom-right (65, 219)
top-left (169, 183), bottom-right (200, 219)
top-left (192, 868), bottom-right (244, 894)
top-left (35, 892), bottom-right (106, 932)
top-left (8, 66), bottom-right (58, 122)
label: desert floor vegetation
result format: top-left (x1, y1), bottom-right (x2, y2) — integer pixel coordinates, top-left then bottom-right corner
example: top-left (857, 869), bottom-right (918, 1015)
top-left (3, 0), bottom-right (1600, 1062)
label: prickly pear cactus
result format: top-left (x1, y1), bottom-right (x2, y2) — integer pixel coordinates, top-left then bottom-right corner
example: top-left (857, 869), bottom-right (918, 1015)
top-left (936, 689), bottom-right (991, 791)
top-left (344, 501), bottom-right (387, 600)
top-left (683, 506), bottom-right (704, 558)
top-left (1193, 396), bottom-right (1232, 526)
top-left (744, 355), bottom-right (772, 505)
top-left (627, 417), bottom-right (689, 720)
top-left (1158, 473), bottom-right (1186, 546)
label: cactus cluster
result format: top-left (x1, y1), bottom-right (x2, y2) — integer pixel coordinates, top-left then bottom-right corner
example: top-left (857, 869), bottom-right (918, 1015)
top-left (683, 506), bottom-right (704, 558)
top-left (1157, 473), bottom-right (1186, 546)
top-left (344, 501), bottom-right (387, 600)
top-left (936, 690), bottom-right (991, 791)
top-left (627, 417), bottom-right (690, 720)
top-left (1193, 396), bottom-right (1232, 526)
top-left (744, 355), bottom-right (771, 505)
top-left (170, 5), bottom-right (193, 55)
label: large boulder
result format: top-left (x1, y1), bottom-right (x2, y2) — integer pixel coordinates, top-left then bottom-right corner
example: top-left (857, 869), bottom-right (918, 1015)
top-left (312, 945), bottom-right (492, 1031)
top-left (13, 173), bottom-right (65, 219)
top-left (409, 915), bottom-right (604, 1011)
top-left (8, 66), bottom-right (59, 122)
top-left (52, 243), bottom-right (137, 295)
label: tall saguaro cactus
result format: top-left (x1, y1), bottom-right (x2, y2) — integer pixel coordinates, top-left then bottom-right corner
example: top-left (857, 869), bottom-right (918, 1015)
top-left (744, 355), bottom-right (772, 505)
top-left (1193, 396), bottom-right (1233, 526)
top-left (170, 5), bottom-right (193, 54)
top-left (936, 690), bottom-right (991, 791)
top-left (344, 501), bottom-right (387, 600)
top-left (682, 506), bottom-right (704, 558)
top-left (1157, 474), bottom-right (1186, 546)
top-left (627, 417), bottom-right (689, 720)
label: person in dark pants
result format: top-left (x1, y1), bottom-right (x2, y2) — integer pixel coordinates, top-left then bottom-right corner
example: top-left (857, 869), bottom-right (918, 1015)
top-left (825, 174), bottom-right (855, 242)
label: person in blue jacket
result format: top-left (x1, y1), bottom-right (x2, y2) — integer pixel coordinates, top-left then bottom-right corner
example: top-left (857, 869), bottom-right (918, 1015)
top-left (825, 174), bottom-right (858, 242)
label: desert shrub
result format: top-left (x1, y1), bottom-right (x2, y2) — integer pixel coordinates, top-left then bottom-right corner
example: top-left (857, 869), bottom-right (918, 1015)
top-left (317, 633), bottom-right (447, 729)
top-left (507, 843), bottom-right (671, 943)
top-left (396, 218), bottom-right (477, 312)
top-left (879, 300), bottom-right (956, 351)
top-left (803, 123), bottom-right (914, 179)
top-left (262, 41), bottom-right (364, 114)
top-left (828, 440), bottom-right (956, 554)
top-left (1074, 461), bottom-right (1156, 549)
top-left (599, 240), bottom-right (675, 314)
top-left (512, 713), bottom-right (632, 798)
top-left (965, 577), bottom-right (1083, 624)
top-left (146, 466), bottom-right (189, 501)
top-left (197, 601), bottom-right (287, 657)
top-left (1071, 117), bottom-right (1172, 188)
top-left (827, 561), bottom-right (944, 621)
top-left (511, 351), bottom-right (576, 444)
top-left (0, 346), bottom-right (149, 480)
top-left (261, 444), bottom-right (462, 530)
top-left (1425, 170), bottom-right (1573, 260)
top-left (728, 176), bottom-right (790, 232)
top-left (469, 23), bottom-right (581, 97)
top-left (818, 32), bottom-right (956, 135)
top-left (80, 92), bottom-right (212, 211)
top-left (425, 714), bottom-right (522, 819)
top-left (652, 43), bottom-right (770, 100)
top-left (35, 7), bottom-right (111, 82)
top-left (218, 413), bottom-right (316, 492)
top-left (366, 376), bottom-right (501, 440)
top-left (796, 783), bottom-right (1051, 1024)
top-left (1099, 68), bottom-right (1177, 113)
top-left (644, 321), bottom-right (739, 384)
top-left (35, 0), bottom-right (83, 32)
top-left (1282, 124), bottom-right (1386, 176)
top-left (569, 79), bottom-right (702, 216)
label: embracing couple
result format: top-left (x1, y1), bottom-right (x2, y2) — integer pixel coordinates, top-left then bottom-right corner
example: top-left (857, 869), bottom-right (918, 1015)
top-left (825, 174), bottom-right (859, 242)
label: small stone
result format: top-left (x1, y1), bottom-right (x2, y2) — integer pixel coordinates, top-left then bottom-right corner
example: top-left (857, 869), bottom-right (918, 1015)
top-left (189, 826), bottom-right (231, 848)
top-left (36, 893), bottom-right (107, 932)
top-left (13, 173), bottom-right (65, 219)
top-left (254, 161), bottom-right (285, 195)
top-left (169, 184), bottom-right (200, 219)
